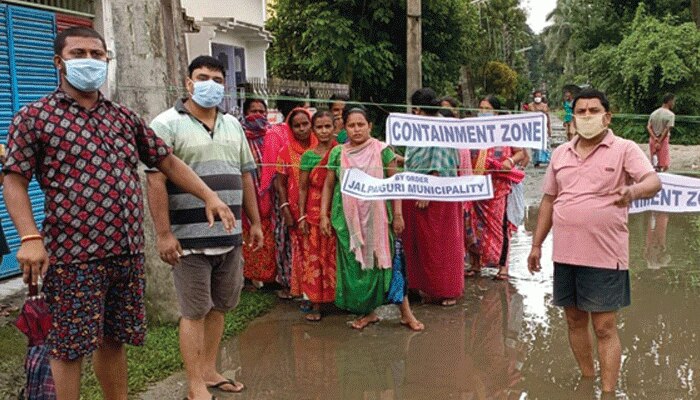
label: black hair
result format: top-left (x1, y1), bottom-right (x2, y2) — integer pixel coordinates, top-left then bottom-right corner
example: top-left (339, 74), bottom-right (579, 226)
top-left (662, 93), bottom-right (675, 104)
top-left (438, 108), bottom-right (454, 118)
top-left (572, 88), bottom-right (610, 112)
top-left (410, 88), bottom-right (441, 116)
top-left (54, 27), bottom-right (107, 56)
top-left (277, 90), bottom-right (306, 119)
top-left (330, 93), bottom-right (350, 102)
top-left (243, 98), bottom-right (267, 115)
top-left (441, 96), bottom-right (458, 108)
top-left (287, 108), bottom-right (310, 126)
top-left (343, 106), bottom-right (369, 124)
top-left (533, 90), bottom-right (543, 96)
top-left (311, 109), bottom-right (333, 126)
top-left (188, 55), bottom-right (226, 78)
top-left (479, 95), bottom-right (502, 110)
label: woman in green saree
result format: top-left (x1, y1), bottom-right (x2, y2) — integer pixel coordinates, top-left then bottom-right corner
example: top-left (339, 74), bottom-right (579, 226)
top-left (320, 108), bottom-right (423, 331)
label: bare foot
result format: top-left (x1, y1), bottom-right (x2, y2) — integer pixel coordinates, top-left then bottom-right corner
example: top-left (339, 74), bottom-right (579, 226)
top-left (464, 268), bottom-right (481, 278)
top-left (494, 266), bottom-right (510, 281)
top-left (400, 316), bottom-right (425, 331)
top-left (351, 313), bottom-right (379, 330)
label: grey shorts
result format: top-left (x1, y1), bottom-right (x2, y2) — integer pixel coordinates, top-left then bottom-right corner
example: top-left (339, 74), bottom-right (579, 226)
top-left (553, 262), bottom-right (631, 312)
top-left (173, 247), bottom-right (244, 319)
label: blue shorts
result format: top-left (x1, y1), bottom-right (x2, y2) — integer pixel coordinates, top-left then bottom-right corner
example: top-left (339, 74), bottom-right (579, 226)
top-left (553, 262), bottom-right (630, 312)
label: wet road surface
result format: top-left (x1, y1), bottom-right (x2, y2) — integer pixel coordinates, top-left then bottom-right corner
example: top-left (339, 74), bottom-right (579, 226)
top-left (141, 209), bottom-right (699, 400)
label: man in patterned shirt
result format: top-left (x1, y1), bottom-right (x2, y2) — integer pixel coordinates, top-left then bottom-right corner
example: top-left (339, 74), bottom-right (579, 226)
top-left (2, 27), bottom-right (235, 400)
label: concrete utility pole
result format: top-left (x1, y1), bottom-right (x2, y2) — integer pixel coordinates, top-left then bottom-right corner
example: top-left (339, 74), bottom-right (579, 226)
top-left (406, 0), bottom-right (422, 109)
top-left (99, 0), bottom-right (191, 323)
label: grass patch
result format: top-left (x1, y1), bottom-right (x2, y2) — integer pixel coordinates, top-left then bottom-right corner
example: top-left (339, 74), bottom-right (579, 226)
top-left (0, 291), bottom-right (275, 399)
top-left (0, 322), bottom-right (29, 399)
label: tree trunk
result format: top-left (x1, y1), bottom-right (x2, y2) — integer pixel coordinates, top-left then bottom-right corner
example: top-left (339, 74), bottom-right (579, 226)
top-left (98, 0), bottom-right (191, 323)
top-left (406, 0), bottom-right (422, 110)
top-left (692, 0), bottom-right (700, 29)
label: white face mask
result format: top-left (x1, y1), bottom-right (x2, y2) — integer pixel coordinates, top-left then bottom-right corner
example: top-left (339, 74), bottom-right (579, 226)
top-left (575, 114), bottom-right (607, 139)
top-left (534, 97), bottom-right (542, 103)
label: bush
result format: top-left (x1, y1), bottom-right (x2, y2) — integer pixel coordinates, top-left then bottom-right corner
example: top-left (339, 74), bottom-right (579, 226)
top-left (610, 115), bottom-right (700, 145)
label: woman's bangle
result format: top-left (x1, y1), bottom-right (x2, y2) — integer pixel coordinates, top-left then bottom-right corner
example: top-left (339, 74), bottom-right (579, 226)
top-left (297, 215), bottom-right (307, 223)
top-left (21, 234), bottom-right (43, 244)
top-left (506, 157), bottom-right (515, 166)
top-left (280, 202), bottom-right (290, 209)
top-left (532, 243), bottom-right (542, 248)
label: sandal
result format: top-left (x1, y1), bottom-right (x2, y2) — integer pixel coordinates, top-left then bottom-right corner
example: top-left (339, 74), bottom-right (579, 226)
top-left (441, 298), bottom-right (458, 307)
top-left (305, 311), bottom-right (321, 322)
top-left (206, 378), bottom-right (245, 393)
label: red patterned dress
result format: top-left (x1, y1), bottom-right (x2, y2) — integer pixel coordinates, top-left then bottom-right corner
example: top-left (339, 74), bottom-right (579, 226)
top-left (299, 148), bottom-right (337, 303)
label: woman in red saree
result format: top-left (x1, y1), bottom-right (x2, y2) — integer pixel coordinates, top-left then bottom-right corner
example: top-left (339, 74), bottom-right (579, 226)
top-left (258, 95), bottom-right (307, 297)
top-left (298, 110), bottom-right (337, 321)
top-left (275, 108), bottom-right (318, 297)
top-left (240, 98), bottom-right (277, 284)
top-left (466, 96), bottom-right (528, 280)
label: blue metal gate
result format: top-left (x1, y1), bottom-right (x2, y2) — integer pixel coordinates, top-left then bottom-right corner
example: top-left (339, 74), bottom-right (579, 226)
top-left (0, 4), bottom-right (57, 279)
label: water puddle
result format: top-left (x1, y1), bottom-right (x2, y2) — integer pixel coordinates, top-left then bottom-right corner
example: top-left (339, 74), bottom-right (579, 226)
top-left (149, 209), bottom-right (700, 399)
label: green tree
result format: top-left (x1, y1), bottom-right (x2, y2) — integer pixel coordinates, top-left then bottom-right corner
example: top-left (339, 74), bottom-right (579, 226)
top-left (266, 0), bottom-right (479, 104)
top-left (465, 0), bottom-right (531, 105)
top-left (482, 61), bottom-right (518, 100)
top-left (587, 3), bottom-right (700, 114)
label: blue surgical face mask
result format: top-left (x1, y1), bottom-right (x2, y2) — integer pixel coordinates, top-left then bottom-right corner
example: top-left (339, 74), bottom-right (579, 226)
top-left (62, 58), bottom-right (108, 92)
top-left (191, 80), bottom-right (225, 108)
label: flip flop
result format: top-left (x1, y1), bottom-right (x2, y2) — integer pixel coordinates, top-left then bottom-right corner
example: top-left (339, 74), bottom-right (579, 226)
top-left (183, 397), bottom-right (216, 400)
top-left (305, 311), bottom-right (322, 322)
top-left (441, 298), bottom-right (458, 307)
top-left (206, 378), bottom-right (245, 393)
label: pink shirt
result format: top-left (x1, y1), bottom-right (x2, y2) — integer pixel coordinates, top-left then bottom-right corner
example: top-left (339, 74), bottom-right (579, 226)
top-left (543, 130), bottom-right (655, 270)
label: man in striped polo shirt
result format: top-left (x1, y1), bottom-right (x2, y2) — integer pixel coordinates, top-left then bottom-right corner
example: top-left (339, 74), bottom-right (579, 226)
top-left (146, 56), bottom-right (263, 399)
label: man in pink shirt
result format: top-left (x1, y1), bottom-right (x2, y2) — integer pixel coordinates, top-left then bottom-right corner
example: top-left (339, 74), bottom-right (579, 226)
top-left (527, 89), bottom-right (661, 394)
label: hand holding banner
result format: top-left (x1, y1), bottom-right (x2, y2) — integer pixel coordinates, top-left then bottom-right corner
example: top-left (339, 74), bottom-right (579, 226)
top-left (385, 112), bottom-right (548, 150)
top-left (629, 173), bottom-right (700, 214)
top-left (341, 169), bottom-right (494, 202)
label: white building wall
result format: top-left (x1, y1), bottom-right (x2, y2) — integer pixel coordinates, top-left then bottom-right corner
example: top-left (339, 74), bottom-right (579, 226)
top-left (181, 0), bottom-right (270, 80)
top-left (243, 42), bottom-right (266, 79)
top-left (181, 0), bottom-right (265, 26)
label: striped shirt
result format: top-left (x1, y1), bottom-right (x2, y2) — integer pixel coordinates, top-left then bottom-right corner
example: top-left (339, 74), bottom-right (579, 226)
top-left (149, 99), bottom-right (255, 249)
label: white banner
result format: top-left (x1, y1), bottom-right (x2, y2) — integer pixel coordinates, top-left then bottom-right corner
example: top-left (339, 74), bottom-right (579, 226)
top-left (629, 173), bottom-right (700, 214)
top-left (340, 169), bottom-right (494, 202)
top-left (385, 112), bottom-right (548, 150)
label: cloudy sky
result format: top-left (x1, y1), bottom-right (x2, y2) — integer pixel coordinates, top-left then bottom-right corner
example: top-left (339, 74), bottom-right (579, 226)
top-left (520, 0), bottom-right (557, 33)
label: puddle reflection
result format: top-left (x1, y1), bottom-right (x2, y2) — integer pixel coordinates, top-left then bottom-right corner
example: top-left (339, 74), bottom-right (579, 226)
top-left (214, 208), bottom-right (699, 400)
